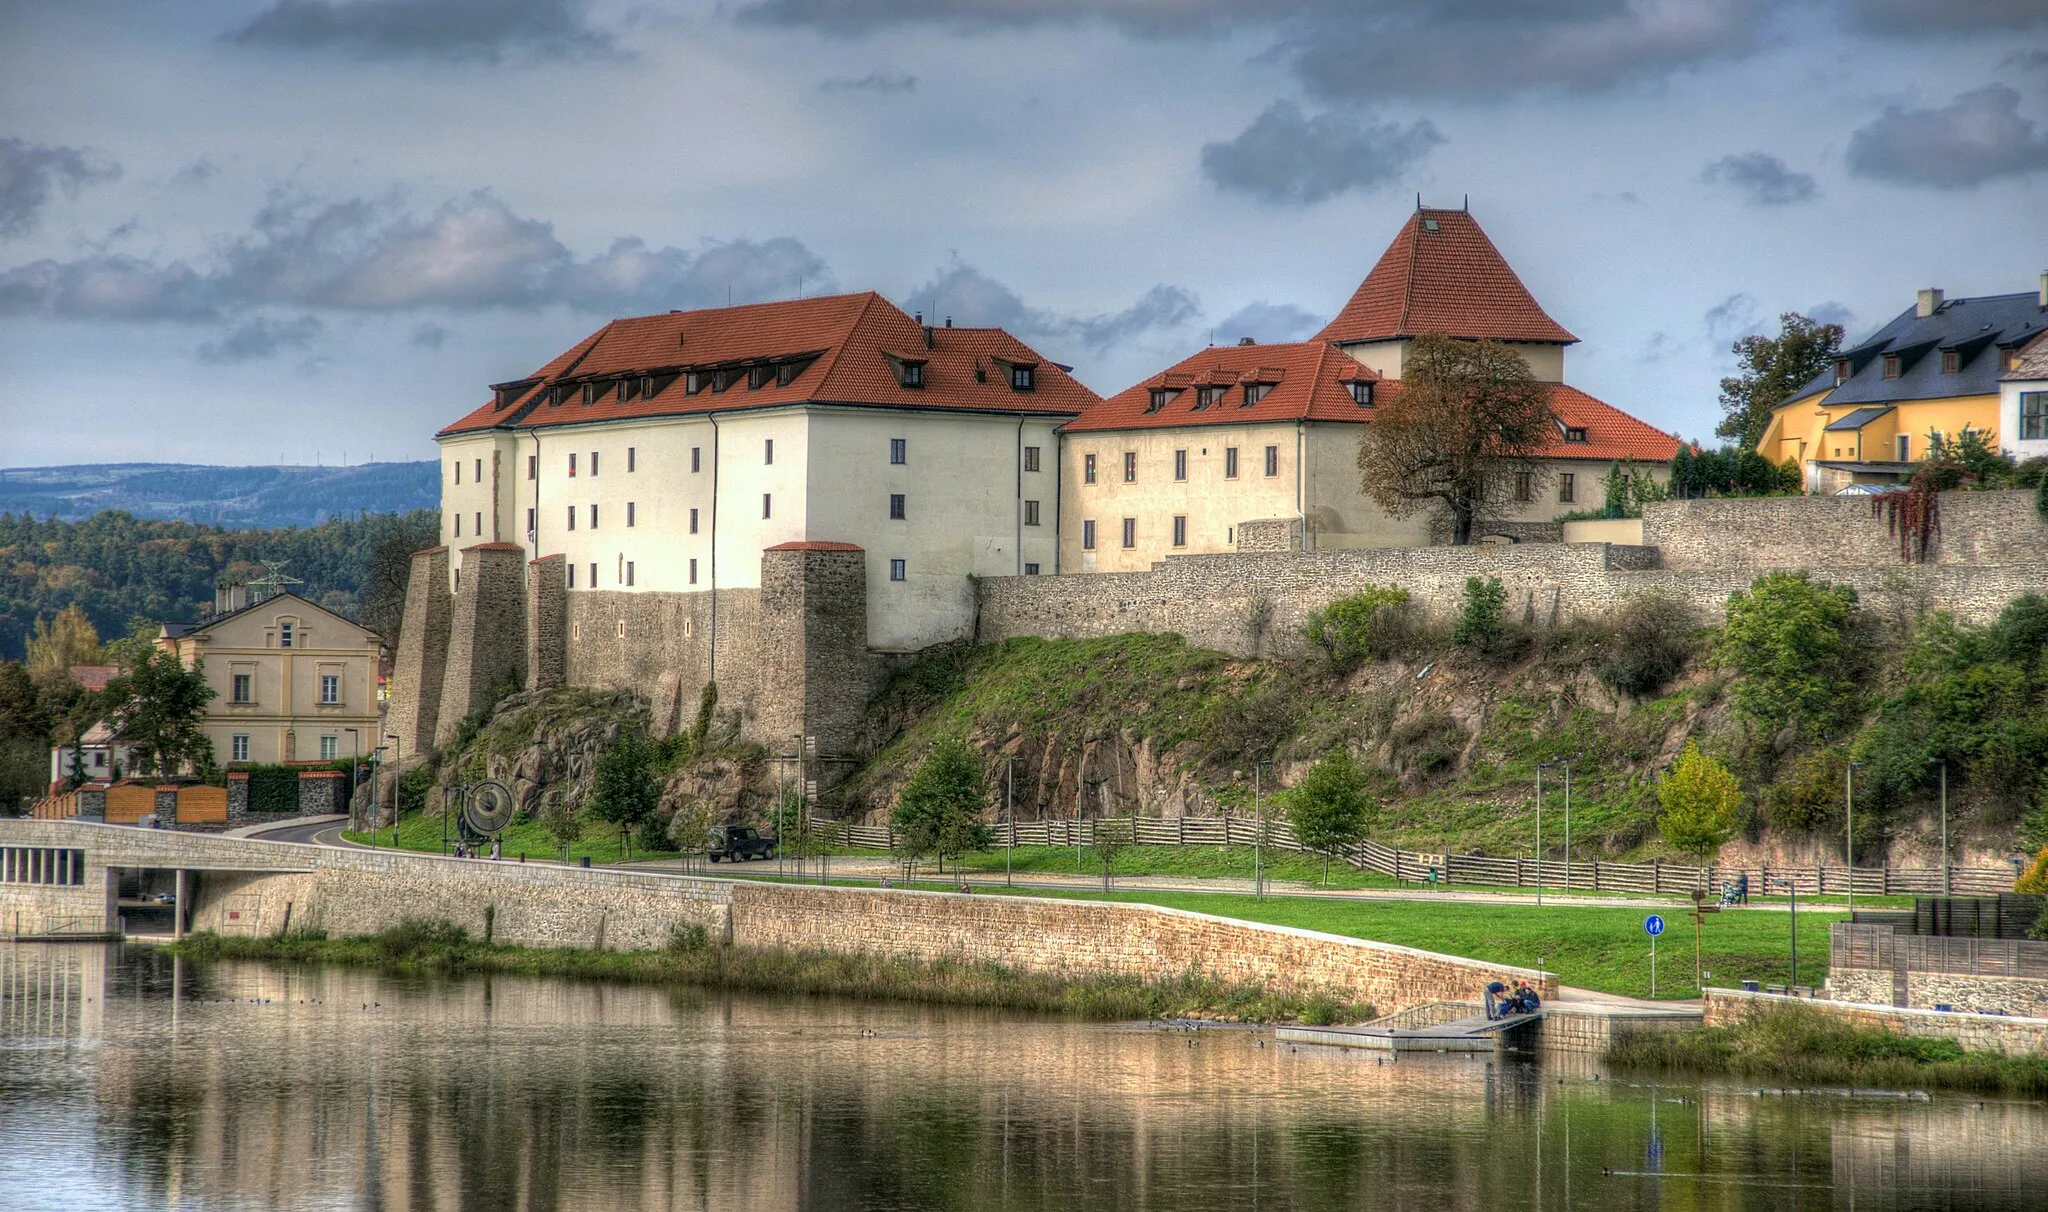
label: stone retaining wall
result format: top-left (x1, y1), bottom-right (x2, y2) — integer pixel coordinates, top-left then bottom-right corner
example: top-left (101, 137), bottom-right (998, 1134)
top-left (1705, 986), bottom-right (2048, 1057)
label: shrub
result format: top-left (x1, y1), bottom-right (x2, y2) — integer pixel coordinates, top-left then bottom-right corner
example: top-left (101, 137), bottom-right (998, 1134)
top-left (667, 922), bottom-right (711, 953)
top-left (374, 918), bottom-right (471, 962)
top-left (1988, 594), bottom-right (2048, 668)
top-left (1760, 748), bottom-right (1846, 836)
top-left (1657, 741), bottom-right (1743, 863)
top-left (1597, 593), bottom-right (1696, 695)
top-left (1202, 677), bottom-right (1301, 763)
top-left (1720, 572), bottom-right (1860, 737)
top-left (1453, 576), bottom-right (1507, 653)
top-left (1301, 586), bottom-right (1411, 669)
top-left (243, 764), bottom-right (300, 814)
top-left (1390, 712), bottom-right (1466, 780)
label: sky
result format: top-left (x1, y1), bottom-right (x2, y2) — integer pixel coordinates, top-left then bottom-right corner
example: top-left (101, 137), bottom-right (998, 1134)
top-left (0, 0), bottom-right (2043, 467)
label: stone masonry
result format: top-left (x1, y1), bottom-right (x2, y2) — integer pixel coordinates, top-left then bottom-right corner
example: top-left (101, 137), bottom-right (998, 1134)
top-left (1235, 517), bottom-right (1302, 552)
top-left (1707, 985), bottom-right (2048, 1058)
top-left (434, 543), bottom-right (529, 748)
top-left (527, 554), bottom-right (567, 693)
top-left (387, 547), bottom-right (451, 759)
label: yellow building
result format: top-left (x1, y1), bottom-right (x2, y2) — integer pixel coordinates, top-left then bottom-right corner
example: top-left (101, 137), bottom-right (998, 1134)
top-left (1758, 284), bottom-right (2048, 494)
top-left (158, 591), bottom-right (385, 767)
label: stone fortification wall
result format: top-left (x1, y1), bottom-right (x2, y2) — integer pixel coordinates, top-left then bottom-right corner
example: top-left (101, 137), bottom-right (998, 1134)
top-left (527, 554), bottom-right (567, 693)
top-left (386, 547), bottom-right (451, 759)
top-left (563, 586), bottom-right (764, 739)
top-left (434, 544), bottom-right (529, 747)
top-left (1642, 490), bottom-right (2044, 570)
top-left (1705, 986), bottom-right (2048, 1057)
top-left (1235, 518), bottom-right (1302, 552)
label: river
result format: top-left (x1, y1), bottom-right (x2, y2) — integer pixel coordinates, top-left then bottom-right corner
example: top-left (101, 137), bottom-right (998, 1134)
top-left (1, 942), bottom-right (2042, 1210)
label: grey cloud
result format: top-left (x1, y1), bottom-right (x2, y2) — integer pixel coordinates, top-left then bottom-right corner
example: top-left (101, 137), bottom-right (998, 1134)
top-left (1216, 301), bottom-right (1323, 344)
top-left (227, 0), bottom-right (615, 62)
top-left (905, 259), bottom-right (1197, 352)
top-left (819, 69), bottom-right (918, 93)
top-left (1701, 151), bottom-right (1818, 205)
top-left (0, 137), bottom-right (120, 239)
top-left (1705, 292), bottom-right (1758, 341)
top-left (0, 190), bottom-right (832, 320)
top-left (1200, 102), bottom-right (1441, 205)
top-left (736, 0), bottom-right (1772, 98)
top-left (1848, 0), bottom-right (2048, 35)
top-left (2003, 48), bottom-right (2048, 74)
top-left (197, 315), bottom-right (324, 363)
top-left (1806, 301), bottom-right (1854, 330)
top-left (172, 159), bottom-right (221, 186)
top-left (1846, 85), bottom-right (2048, 188)
top-left (411, 322), bottom-right (448, 347)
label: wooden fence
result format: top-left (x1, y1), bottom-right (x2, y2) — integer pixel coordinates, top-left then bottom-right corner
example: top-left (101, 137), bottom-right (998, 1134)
top-left (813, 815), bottom-right (2020, 897)
top-left (1834, 922), bottom-right (2048, 980)
top-left (29, 792), bottom-right (79, 821)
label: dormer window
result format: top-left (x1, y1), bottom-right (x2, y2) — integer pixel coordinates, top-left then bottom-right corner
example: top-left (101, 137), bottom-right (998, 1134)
top-left (1347, 380), bottom-right (1373, 406)
top-left (1011, 365), bottom-right (1035, 391)
top-left (617, 378), bottom-right (637, 402)
top-left (713, 369), bottom-right (736, 393)
top-left (1564, 426), bottom-right (1588, 443)
top-left (582, 382), bottom-right (598, 405)
top-left (1193, 386), bottom-right (1225, 411)
top-left (1834, 359), bottom-right (1850, 385)
top-left (748, 364), bottom-right (775, 390)
top-left (1241, 383), bottom-right (1271, 407)
top-left (1882, 355), bottom-right (1900, 379)
top-left (1146, 388), bottom-right (1179, 413)
top-left (902, 361), bottom-right (924, 388)
top-left (686, 372), bottom-right (706, 395)
top-left (1941, 349), bottom-right (1960, 374)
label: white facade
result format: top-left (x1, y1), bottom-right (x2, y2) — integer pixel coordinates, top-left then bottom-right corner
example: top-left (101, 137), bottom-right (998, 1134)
top-left (2001, 372), bottom-right (2048, 463)
top-left (441, 405), bottom-right (1064, 653)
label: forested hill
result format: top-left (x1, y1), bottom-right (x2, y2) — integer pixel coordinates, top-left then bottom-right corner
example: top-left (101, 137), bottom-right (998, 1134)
top-left (0, 510), bottom-right (439, 661)
top-left (0, 462), bottom-right (436, 528)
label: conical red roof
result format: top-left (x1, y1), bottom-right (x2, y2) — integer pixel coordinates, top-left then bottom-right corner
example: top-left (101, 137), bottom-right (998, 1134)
top-left (1315, 208), bottom-right (1577, 346)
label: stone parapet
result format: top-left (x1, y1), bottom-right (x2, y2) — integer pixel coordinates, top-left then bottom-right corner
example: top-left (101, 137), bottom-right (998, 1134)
top-left (1642, 489), bottom-right (2045, 570)
top-left (296, 771), bottom-right (345, 817)
top-left (1707, 985), bottom-right (2048, 1058)
top-left (1235, 517), bottom-right (1302, 553)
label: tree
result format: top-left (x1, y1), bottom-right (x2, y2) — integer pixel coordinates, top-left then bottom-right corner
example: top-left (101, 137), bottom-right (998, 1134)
top-left (893, 736), bottom-right (990, 871)
top-left (26, 605), bottom-right (102, 681)
top-left (1453, 576), bottom-right (1507, 653)
top-left (588, 732), bottom-right (662, 861)
top-left (106, 647), bottom-right (216, 778)
top-left (1301, 587), bottom-right (1410, 670)
top-left (540, 791), bottom-right (583, 862)
top-left (1657, 741), bottom-right (1744, 865)
top-left (1716, 312), bottom-right (1844, 448)
top-left (1356, 333), bottom-right (1557, 545)
top-left (665, 794), bottom-right (718, 873)
top-left (1286, 750), bottom-right (1376, 884)
top-left (1720, 572), bottom-right (1860, 737)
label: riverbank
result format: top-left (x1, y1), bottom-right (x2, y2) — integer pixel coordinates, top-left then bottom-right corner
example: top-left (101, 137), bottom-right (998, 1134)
top-left (1604, 1003), bottom-right (2048, 1096)
top-left (169, 920), bottom-right (1373, 1025)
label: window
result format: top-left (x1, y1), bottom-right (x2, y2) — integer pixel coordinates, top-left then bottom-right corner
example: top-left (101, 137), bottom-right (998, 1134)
top-left (454, 567), bottom-right (460, 591)
top-left (1172, 515), bottom-right (1187, 548)
top-left (567, 505), bottom-right (576, 531)
top-left (528, 454), bottom-right (536, 480)
top-left (1241, 383), bottom-right (1270, 407)
top-left (474, 511), bottom-right (481, 537)
top-left (1082, 519), bottom-right (1096, 550)
top-left (1264, 446), bottom-right (1279, 477)
top-left (454, 514), bottom-right (461, 538)
top-left (591, 451), bottom-right (599, 476)
top-left (1563, 427), bottom-right (1587, 443)
top-left (691, 447), bottom-right (702, 473)
top-left (320, 736), bottom-right (338, 761)
top-left (1024, 445), bottom-right (1041, 472)
top-left (1194, 386), bottom-right (1224, 410)
top-left (1225, 447), bottom-right (1239, 478)
top-left (590, 503), bottom-right (599, 529)
top-left (1898, 434), bottom-right (1911, 461)
top-left (232, 674), bottom-right (252, 704)
top-left (590, 562), bottom-right (597, 589)
top-left (1121, 517), bottom-right (1136, 548)
top-left (1558, 473), bottom-right (1576, 503)
top-left (569, 452), bottom-right (578, 477)
top-left (1348, 380), bottom-right (1373, 406)
top-left (527, 507), bottom-right (536, 537)
top-left (1011, 365), bottom-right (1035, 391)
top-left (890, 437), bottom-right (907, 464)
top-left (1, 847), bottom-right (88, 887)
top-left (1024, 500), bottom-right (1040, 526)
top-left (763, 493), bottom-right (772, 519)
top-left (1941, 349), bottom-right (1960, 374)
top-left (1123, 451), bottom-right (1137, 482)
top-left (1084, 453), bottom-right (1097, 484)
top-left (765, 438), bottom-right (774, 465)
top-left (1147, 389), bottom-right (1176, 412)
top-left (320, 674), bottom-right (340, 704)
top-left (626, 561), bottom-right (635, 587)
top-left (454, 461), bottom-right (462, 485)
top-left (627, 502), bottom-right (636, 527)
top-left (1514, 472), bottom-right (1533, 502)
top-left (1024, 563), bottom-right (1040, 575)
top-left (1173, 449), bottom-right (1187, 481)
top-left (890, 558), bottom-right (907, 581)
top-left (689, 507), bottom-right (699, 534)
top-left (902, 362), bottom-right (924, 388)
top-left (568, 563), bottom-right (576, 588)
top-left (627, 447), bottom-right (636, 472)
top-left (2022, 392), bottom-right (2048, 441)
top-left (474, 458), bottom-right (482, 482)
top-left (1835, 359), bottom-right (1850, 385)
top-left (279, 623), bottom-right (293, 649)
top-left (890, 493), bottom-right (907, 520)
top-left (689, 559), bottom-right (698, 585)
top-left (231, 735), bottom-right (249, 762)
top-left (1883, 355), bottom-right (1900, 379)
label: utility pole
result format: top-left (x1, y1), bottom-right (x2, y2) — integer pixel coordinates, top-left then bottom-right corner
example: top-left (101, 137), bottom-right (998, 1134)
top-left (1004, 756), bottom-right (1019, 888)
top-left (1930, 757), bottom-right (1949, 897)
top-left (1845, 760), bottom-right (1862, 917)
top-left (1253, 760), bottom-right (1272, 898)
top-left (1534, 762), bottom-right (1545, 906)
top-left (384, 732), bottom-right (403, 848)
top-left (1558, 759), bottom-right (1573, 891)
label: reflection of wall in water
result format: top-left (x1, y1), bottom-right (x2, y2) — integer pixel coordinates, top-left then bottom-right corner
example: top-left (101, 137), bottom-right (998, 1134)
top-left (1830, 1100), bottom-right (2048, 1202)
top-left (0, 941), bottom-right (109, 1038)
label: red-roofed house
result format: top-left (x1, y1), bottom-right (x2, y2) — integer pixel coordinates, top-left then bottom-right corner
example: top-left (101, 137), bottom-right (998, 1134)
top-left (1060, 206), bottom-right (1676, 570)
top-left (435, 291), bottom-right (1097, 653)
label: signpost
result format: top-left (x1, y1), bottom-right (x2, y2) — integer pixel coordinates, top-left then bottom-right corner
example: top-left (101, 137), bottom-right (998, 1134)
top-left (1688, 889), bottom-right (1720, 995)
top-left (1644, 914), bottom-right (1665, 998)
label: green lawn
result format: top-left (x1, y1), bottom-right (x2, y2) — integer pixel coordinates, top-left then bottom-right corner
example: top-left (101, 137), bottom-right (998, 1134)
top-left (343, 810), bottom-right (679, 867)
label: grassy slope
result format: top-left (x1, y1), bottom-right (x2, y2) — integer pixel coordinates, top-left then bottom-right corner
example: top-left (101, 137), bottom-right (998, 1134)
top-left (344, 809), bottom-right (679, 866)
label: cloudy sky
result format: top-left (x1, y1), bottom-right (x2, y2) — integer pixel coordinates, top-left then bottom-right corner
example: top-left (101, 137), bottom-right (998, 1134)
top-left (1, 0), bottom-right (2043, 466)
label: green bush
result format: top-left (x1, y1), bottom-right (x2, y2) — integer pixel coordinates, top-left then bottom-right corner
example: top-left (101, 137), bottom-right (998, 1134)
top-left (667, 922), bottom-right (711, 953)
top-left (1760, 748), bottom-right (1846, 836)
top-left (1301, 586), bottom-right (1411, 669)
top-left (374, 918), bottom-right (472, 963)
top-left (1452, 576), bottom-right (1506, 653)
top-left (1597, 593), bottom-right (1696, 695)
top-left (1720, 572), bottom-right (1860, 737)
top-left (243, 765), bottom-right (299, 814)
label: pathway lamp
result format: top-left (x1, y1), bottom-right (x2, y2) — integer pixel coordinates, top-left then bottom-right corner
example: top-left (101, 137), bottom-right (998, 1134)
top-left (1768, 876), bottom-right (1798, 989)
top-left (1928, 757), bottom-right (1949, 897)
top-left (1535, 760), bottom-right (1564, 905)
top-left (1845, 759), bottom-right (1862, 916)
top-left (1004, 755), bottom-right (1020, 888)
top-left (384, 733), bottom-right (402, 848)
top-left (1253, 760), bottom-right (1273, 898)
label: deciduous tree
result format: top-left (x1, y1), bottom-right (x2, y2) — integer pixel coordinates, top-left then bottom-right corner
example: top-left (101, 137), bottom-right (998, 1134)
top-left (589, 732), bottom-right (662, 861)
top-left (1657, 741), bottom-right (1744, 864)
top-left (1716, 312), bottom-right (1844, 448)
top-left (106, 646), bottom-right (215, 778)
top-left (893, 736), bottom-right (991, 871)
top-left (1356, 334), bottom-right (1557, 546)
top-left (1286, 750), bottom-right (1376, 883)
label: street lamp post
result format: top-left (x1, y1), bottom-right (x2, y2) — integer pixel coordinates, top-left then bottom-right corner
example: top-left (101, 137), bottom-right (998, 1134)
top-left (1004, 756), bottom-right (1020, 888)
top-left (1253, 760), bottom-right (1272, 898)
top-left (1559, 759), bottom-right (1573, 891)
top-left (1929, 757), bottom-right (1949, 897)
top-left (1534, 762), bottom-right (1544, 906)
top-left (1845, 759), bottom-right (1862, 916)
top-left (384, 733), bottom-right (402, 848)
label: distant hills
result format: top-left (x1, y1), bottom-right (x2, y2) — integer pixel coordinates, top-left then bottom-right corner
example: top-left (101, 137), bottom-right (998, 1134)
top-left (0, 462), bottom-right (438, 529)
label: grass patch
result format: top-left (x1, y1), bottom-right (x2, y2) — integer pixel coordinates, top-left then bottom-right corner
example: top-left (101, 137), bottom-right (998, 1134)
top-left (343, 809), bottom-right (681, 866)
top-left (1606, 1003), bottom-right (2048, 1096)
top-left (169, 920), bottom-right (1372, 1025)
top-left (940, 843), bottom-right (1407, 889)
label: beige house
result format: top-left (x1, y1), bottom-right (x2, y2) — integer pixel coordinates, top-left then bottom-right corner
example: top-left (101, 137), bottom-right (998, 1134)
top-left (158, 592), bottom-right (385, 767)
top-left (1062, 206), bottom-right (1678, 572)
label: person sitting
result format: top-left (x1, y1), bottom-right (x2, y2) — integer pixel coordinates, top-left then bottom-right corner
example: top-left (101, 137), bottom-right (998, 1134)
top-left (1484, 980), bottom-right (1508, 1020)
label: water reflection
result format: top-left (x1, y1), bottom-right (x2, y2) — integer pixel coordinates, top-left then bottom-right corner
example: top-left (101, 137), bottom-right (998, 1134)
top-left (1, 942), bottom-right (2043, 1210)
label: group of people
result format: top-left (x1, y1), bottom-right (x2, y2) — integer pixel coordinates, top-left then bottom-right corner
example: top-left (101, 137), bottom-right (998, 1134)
top-left (1484, 980), bottom-right (1542, 1019)
top-left (452, 838), bottom-right (503, 860)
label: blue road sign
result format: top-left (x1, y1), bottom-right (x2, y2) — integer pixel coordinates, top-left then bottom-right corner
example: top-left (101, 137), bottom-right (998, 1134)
top-left (1644, 914), bottom-right (1665, 937)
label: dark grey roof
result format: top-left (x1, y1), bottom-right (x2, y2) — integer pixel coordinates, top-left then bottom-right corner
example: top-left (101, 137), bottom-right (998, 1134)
top-left (1823, 405), bottom-right (1894, 432)
top-left (1782, 290), bottom-right (2048, 409)
top-left (161, 622), bottom-right (197, 638)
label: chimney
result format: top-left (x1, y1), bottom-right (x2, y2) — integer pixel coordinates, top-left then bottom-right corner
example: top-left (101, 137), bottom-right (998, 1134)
top-left (2039, 271), bottom-right (2046, 308)
top-left (1917, 288), bottom-right (1944, 318)
top-left (1238, 336), bottom-right (1257, 346)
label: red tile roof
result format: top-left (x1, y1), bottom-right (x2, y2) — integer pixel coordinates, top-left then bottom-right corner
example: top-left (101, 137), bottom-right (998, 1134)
top-left (67, 665), bottom-right (119, 691)
top-left (1314, 208), bottom-right (1577, 346)
top-left (439, 292), bottom-right (1097, 436)
top-left (1063, 341), bottom-right (1377, 432)
top-left (1067, 343), bottom-right (1676, 462)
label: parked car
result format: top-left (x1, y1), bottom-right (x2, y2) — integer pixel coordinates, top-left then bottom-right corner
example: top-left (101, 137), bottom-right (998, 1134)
top-left (708, 824), bottom-right (776, 863)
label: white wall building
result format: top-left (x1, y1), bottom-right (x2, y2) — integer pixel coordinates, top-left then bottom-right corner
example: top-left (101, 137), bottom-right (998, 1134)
top-left (2002, 329), bottom-right (2048, 464)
